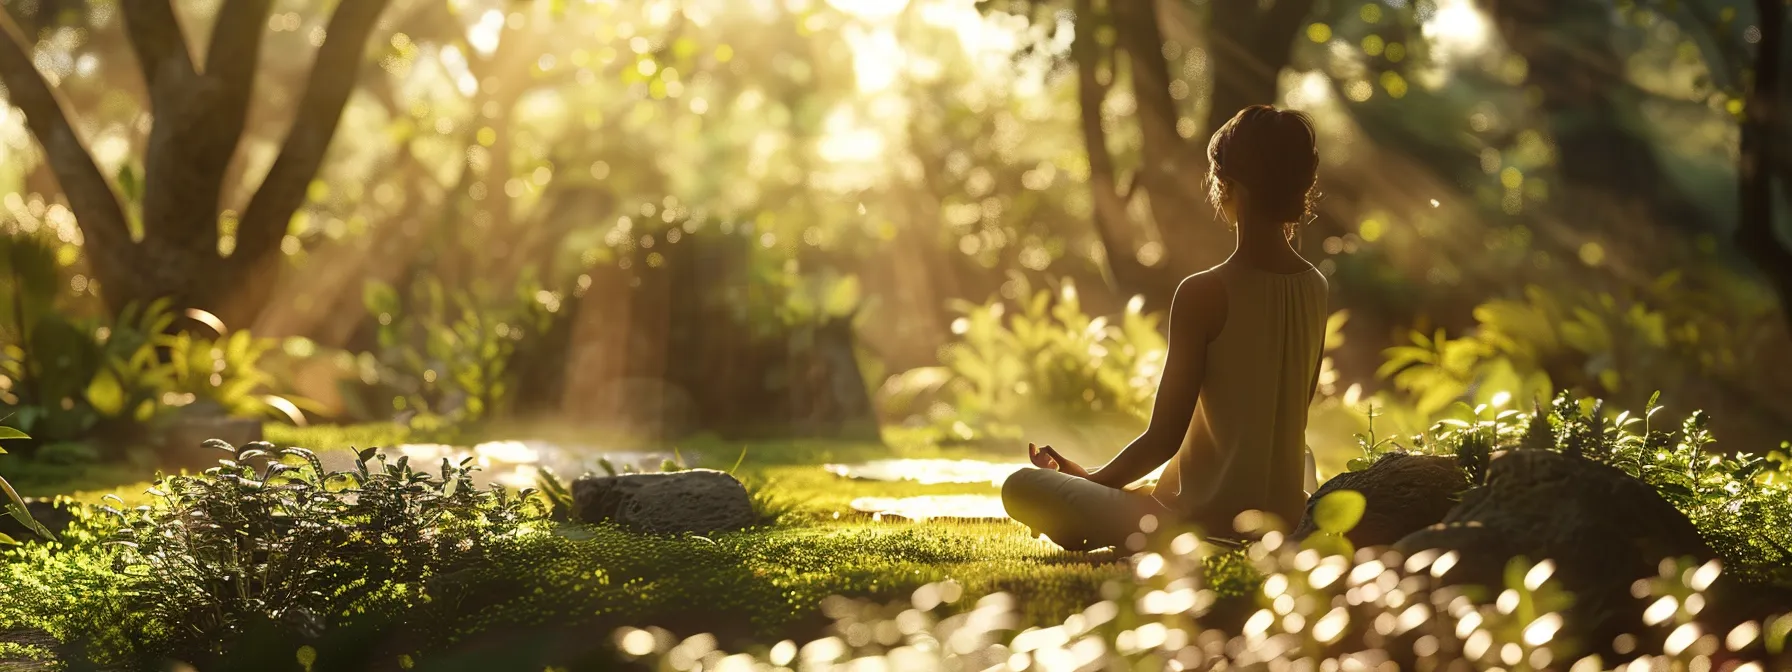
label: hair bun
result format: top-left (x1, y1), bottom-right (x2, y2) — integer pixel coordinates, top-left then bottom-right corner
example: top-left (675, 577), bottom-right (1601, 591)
top-left (1205, 105), bottom-right (1320, 225)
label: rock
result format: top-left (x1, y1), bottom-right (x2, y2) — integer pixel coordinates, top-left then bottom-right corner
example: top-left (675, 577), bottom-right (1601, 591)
top-left (0, 498), bottom-right (75, 542)
top-left (572, 469), bottom-right (755, 534)
top-left (1292, 453), bottom-right (1467, 548)
top-left (0, 627), bottom-right (62, 671)
top-left (1394, 449), bottom-right (1718, 660)
top-left (162, 404), bottom-right (263, 471)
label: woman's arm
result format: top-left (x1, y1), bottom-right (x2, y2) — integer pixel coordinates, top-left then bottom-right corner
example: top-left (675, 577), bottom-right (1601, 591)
top-left (1086, 274), bottom-right (1221, 489)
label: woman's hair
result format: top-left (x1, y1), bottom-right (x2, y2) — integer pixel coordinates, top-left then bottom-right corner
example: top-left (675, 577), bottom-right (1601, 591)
top-left (1204, 105), bottom-right (1320, 226)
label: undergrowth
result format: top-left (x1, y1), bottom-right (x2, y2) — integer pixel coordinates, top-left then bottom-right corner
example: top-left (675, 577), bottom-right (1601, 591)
top-left (1345, 391), bottom-right (1792, 585)
top-left (2, 394), bottom-right (1787, 670)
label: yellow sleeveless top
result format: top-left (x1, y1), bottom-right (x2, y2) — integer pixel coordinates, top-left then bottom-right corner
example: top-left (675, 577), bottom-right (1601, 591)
top-left (1153, 263), bottom-right (1328, 531)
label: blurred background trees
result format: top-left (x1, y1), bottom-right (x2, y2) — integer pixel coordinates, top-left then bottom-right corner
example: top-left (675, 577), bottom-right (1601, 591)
top-left (0, 0), bottom-right (1788, 470)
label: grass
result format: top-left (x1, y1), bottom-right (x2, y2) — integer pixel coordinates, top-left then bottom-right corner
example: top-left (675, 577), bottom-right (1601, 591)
top-left (3, 423), bottom-right (1136, 670)
top-left (338, 521), bottom-right (1125, 669)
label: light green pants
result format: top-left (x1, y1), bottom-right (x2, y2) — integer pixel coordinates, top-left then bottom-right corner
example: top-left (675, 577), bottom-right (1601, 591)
top-left (1001, 468), bottom-right (1172, 551)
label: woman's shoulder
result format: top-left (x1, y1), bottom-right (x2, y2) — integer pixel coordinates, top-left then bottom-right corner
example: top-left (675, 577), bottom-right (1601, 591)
top-left (1176, 267), bottom-right (1229, 299)
top-left (1170, 270), bottom-right (1229, 341)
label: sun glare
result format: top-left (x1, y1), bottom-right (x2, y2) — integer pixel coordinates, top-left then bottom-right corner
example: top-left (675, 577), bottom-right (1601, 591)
top-left (826, 0), bottom-right (910, 21)
top-left (1422, 0), bottom-right (1493, 63)
top-left (467, 9), bottom-right (505, 57)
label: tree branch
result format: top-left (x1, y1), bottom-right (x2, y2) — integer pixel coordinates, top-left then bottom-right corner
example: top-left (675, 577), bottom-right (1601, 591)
top-left (118, 0), bottom-right (195, 91)
top-left (0, 10), bottom-right (132, 271)
top-left (236, 0), bottom-right (395, 269)
top-left (201, 0), bottom-right (274, 143)
top-left (176, 0), bottom-right (274, 229)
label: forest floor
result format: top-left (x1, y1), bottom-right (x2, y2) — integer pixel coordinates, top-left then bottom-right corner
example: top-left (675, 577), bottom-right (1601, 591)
top-left (9, 424), bottom-right (1132, 668)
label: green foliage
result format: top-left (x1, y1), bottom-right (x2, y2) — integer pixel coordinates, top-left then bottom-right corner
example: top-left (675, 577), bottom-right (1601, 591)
top-left (1371, 391), bottom-right (1792, 585)
top-left (736, 263), bottom-right (864, 334)
top-left (1, 234), bottom-right (177, 439)
top-left (534, 468), bottom-right (576, 521)
top-left (363, 274), bottom-right (557, 431)
top-left (48, 439), bottom-right (549, 664)
top-left (103, 437), bottom-right (537, 652)
top-left (2, 233), bottom-right (299, 444)
top-left (1199, 547), bottom-right (1264, 599)
top-left (156, 328), bottom-right (293, 420)
top-left (1303, 490), bottom-right (1366, 557)
top-left (1377, 280), bottom-right (1765, 417)
top-left (885, 278), bottom-right (1167, 443)
top-left (1344, 405), bottom-right (1403, 472)
top-left (0, 425), bottom-right (52, 546)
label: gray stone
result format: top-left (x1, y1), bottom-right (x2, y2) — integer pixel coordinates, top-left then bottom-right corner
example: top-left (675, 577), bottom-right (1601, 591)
top-left (1394, 449), bottom-right (1718, 661)
top-left (0, 499), bottom-right (74, 543)
top-left (162, 413), bottom-right (263, 471)
top-left (572, 468), bottom-right (755, 534)
top-left (1292, 453), bottom-right (1468, 548)
top-left (0, 626), bottom-right (61, 671)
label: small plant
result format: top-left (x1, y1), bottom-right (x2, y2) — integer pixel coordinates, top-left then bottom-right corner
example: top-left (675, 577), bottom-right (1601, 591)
top-left (1346, 404), bottom-right (1403, 472)
top-left (883, 277), bottom-right (1168, 443)
top-left (534, 468), bottom-right (577, 521)
top-left (97, 439), bottom-right (546, 662)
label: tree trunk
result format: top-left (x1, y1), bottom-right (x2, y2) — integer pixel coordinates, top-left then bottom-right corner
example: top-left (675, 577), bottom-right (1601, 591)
top-left (1741, 0), bottom-right (1792, 333)
top-left (1114, 0), bottom-right (1223, 272)
top-left (561, 234), bottom-right (879, 442)
top-left (1205, 0), bottom-right (1316, 134)
top-left (0, 1), bottom-right (394, 330)
top-left (1482, 0), bottom-right (1711, 258)
top-left (1072, 0), bottom-right (1178, 308)
top-left (1069, 0), bottom-right (1314, 307)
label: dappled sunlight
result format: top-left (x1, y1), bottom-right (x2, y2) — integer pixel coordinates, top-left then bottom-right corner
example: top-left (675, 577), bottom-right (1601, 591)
top-left (850, 494), bottom-right (1008, 521)
top-left (362, 441), bottom-right (674, 489)
top-left (3, 0), bottom-right (1791, 667)
top-left (825, 458), bottom-right (1028, 485)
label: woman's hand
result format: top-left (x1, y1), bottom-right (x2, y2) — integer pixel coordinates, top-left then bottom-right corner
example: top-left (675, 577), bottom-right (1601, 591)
top-left (1027, 443), bottom-right (1090, 479)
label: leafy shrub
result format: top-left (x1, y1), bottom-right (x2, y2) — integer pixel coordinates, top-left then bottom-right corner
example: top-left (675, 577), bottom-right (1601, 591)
top-left (882, 278), bottom-right (1167, 442)
top-left (1, 278), bottom-right (177, 441)
top-left (6, 439), bottom-right (547, 665)
top-left (155, 327), bottom-right (298, 420)
top-left (2, 233), bottom-right (302, 444)
top-left (362, 274), bottom-right (557, 429)
top-left (1343, 392), bottom-right (1792, 584)
top-left (1376, 279), bottom-right (1780, 418)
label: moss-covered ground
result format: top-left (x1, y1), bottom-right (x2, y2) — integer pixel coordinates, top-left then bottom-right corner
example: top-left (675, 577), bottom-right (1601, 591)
top-left (4, 424), bottom-right (1133, 670)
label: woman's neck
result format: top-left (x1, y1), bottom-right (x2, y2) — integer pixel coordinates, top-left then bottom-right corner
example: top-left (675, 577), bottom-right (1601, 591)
top-left (1228, 215), bottom-right (1307, 270)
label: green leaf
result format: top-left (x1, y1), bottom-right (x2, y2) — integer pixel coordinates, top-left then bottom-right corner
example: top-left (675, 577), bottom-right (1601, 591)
top-left (1302, 532), bottom-right (1354, 558)
top-left (0, 532), bottom-right (17, 546)
top-left (0, 426), bottom-right (25, 440)
top-left (1, 474), bottom-right (51, 540)
top-left (1314, 490), bottom-right (1367, 535)
top-left (116, 164), bottom-right (143, 204)
top-left (86, 367), bottom-right (127, 416)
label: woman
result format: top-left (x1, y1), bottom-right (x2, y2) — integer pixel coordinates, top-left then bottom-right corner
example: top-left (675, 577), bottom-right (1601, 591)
top-left (1002, 105), bottom-right (1328, 551)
